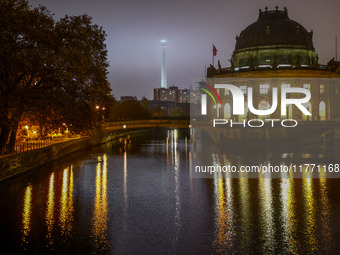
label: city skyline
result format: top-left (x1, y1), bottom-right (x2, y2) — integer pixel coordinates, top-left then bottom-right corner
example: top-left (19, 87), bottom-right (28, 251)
top-left (27, 0), bottom-right (340, 99)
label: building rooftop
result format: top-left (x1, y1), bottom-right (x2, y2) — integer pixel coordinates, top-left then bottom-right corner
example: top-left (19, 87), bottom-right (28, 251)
top-left (235, 7), bottom-right (314, 52)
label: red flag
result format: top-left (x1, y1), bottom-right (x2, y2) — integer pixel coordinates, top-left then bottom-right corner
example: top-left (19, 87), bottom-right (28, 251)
top-left (213, 44), bottom-right (217, 56)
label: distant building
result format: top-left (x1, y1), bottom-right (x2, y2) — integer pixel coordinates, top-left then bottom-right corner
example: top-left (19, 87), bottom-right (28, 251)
top-left (154, 86), bottom-right (190, 103)
top-left (120, 96), bottom-right (137, 102)
top-left (154, 86), bottom-right (178, 102)
top-left (179, 88), bottom-right (190, 103)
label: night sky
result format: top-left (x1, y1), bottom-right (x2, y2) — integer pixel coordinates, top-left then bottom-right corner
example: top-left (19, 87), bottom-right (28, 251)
top-left (27, 0), bottom-right (340, 99)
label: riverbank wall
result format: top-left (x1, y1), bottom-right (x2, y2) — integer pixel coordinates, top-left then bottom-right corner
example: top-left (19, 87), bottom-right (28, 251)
top-left (0, 137), bottom-right (93, 182)
top-left (0, 128), bottom-right (131, 182)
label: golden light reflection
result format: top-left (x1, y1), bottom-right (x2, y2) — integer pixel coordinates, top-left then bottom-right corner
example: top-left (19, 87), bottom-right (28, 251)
top-left (239, 172), bottom-right (251, 251)
top-left (259, 172), bottom-right (275, 253)
top-left (280, 170), bottom-right (298, 254)
top-left (213, 154), bottom-right (236, 254)
top-left (214, 176), bottom-right (227, 253)
top-left (21, 185), bottom-right (33, 244)
top-left (46, 173), bottom-right (55, 245)
top-left (59, 166), bottom-right (74, 236)
top-left (92, 155), bottom-right (109, 249)
top-left (319, 171), bottom-right (332, 253)
top-left (303, 170), bottom-right (318, 253)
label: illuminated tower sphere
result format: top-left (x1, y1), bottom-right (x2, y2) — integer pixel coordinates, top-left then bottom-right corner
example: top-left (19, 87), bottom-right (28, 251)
top-left (161, 40), bottom-right (167, 88)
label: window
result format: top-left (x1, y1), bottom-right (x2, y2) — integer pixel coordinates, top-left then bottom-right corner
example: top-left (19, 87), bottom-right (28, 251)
top-left (303, 84), bottom-right (311, 91)
top-left (320, 84), bottom-right (325, 94)
top-left (240, 86), bottom-right (247, 94)
top-left (225, 89), bottom-right (230, 96)
top-left (258, 99), bottom-right (270, 120)
top-left (302, 102), bottom-right (312, 121)
top-left (263, 55), bottom-right (273, 64)
top-left (319, 101), bottom-right (326, 121)
top-left (224, 103), bottom-right (231, 119)
top-left (281, 84), bottom-right (290, 88)
top-left (260, 84), bottom-right (270, 95)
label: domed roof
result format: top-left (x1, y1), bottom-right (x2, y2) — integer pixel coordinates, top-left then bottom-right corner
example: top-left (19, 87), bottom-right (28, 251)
top-left (235, 8), bottom-right (314, 52)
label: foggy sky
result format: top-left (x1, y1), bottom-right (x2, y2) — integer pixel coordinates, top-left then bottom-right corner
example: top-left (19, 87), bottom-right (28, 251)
top-left (27, 0), bottom-right (340, 99)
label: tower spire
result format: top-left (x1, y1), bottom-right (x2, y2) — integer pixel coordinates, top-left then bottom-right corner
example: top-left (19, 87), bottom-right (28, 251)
top-left (160, 40), bottom-right (167, 88)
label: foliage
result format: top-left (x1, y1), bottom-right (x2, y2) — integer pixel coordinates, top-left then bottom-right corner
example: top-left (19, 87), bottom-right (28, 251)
top-left (109, 100), bottom-right (151, 121)
top-left (0, 0), bottom-right (114, 153)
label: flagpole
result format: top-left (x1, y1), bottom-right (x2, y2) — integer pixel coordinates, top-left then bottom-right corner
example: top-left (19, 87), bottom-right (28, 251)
top-left (212, 44), bottom-right (214, 66)
top-left (212, 44), bottom-right (217, 67)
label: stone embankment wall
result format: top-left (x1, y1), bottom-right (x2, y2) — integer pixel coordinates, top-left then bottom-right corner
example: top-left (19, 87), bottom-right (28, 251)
top-left (0, 137), bottom-right (94, 182)
top-left (0, 127), bottom-right (154, 182)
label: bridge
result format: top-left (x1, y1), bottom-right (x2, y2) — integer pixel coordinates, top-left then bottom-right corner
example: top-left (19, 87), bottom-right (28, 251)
top-left (99, 119), bottom-right (190, 143)
top-left (102, 119), bottom-right (190, 130)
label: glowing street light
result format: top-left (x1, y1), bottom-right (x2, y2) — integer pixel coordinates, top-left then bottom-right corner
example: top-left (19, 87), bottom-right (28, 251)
top-left (63, 123), bottom-right (69, 136)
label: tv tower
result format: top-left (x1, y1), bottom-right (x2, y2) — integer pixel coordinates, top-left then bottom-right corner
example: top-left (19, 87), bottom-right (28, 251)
top-left (160, 40), bottom-right (167, 88)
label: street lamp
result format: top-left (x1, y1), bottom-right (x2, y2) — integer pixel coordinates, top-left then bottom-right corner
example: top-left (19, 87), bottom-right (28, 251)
top-left (63, 123), bottom-right (69, 137)
top-left (25, 125), bottom-right (29, 140)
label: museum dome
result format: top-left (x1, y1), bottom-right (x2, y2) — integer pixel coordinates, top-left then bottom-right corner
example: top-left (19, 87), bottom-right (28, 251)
top-left (231, 7), bottom-right (317, 68)
top-left (235, 7), bottom-right (314, 51)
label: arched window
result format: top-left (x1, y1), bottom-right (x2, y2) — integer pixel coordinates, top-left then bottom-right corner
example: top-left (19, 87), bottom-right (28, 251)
top-left (302, 102), bottom-right (312, 121)
top-left (282, 104), bottom-right (293, 119)
top-left (288, 105), bottom-right (293, 119)
top-left (224, 103), bottom-right (231, 119)
top-left (319, 101), bottom-right (326, 121)
top-left (239, 103), bottom-right (248, 121)
top-left (258, 98), bottom-right (270, 120)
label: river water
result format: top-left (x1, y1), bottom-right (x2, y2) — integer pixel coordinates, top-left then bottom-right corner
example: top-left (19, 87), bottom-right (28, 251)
top-left (1, 129), bottom-right (340, 254)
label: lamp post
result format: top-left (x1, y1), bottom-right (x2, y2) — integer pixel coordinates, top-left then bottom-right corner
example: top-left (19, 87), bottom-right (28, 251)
top-left (63, 123), bottom-right (69, 138)
top-left (25, 125), bottom-right (29, 141)
top-left (95, 105), bottom-right (106, 124)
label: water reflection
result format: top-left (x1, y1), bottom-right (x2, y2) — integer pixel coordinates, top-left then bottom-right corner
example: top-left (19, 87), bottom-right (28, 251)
top-left (239, 170), bottom-right (252, 253)
top-left (21, 185), bottom-right (32, 245)
top-left (212, 154), bottom-right (236, 253)
top-left (303, 170), bottom-right (318, 253)
top-left (46, 173), bottom-right (55, 246)
top-left (92, 155), bottom-right (109, 250)
top-left (223, 155), bottom-right (235, 246)
top-left (123, 151), bottom-right (128, 229)
top-left (59, 166), bottom-right (74, 236)
top-left (280, 170), bottom-right (298, 254)
top-left (171, 129), bottom-right (182, 249)
top-left (258, 172), bottom-right (275, 253)
top-left (3, 130), bottom-right (340, 254)
top-left (319, 171), bottom-right (332, 253)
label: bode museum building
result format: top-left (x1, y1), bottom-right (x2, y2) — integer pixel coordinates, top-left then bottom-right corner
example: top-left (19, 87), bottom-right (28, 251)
top-left (206, 7), bottom-right (340, 122)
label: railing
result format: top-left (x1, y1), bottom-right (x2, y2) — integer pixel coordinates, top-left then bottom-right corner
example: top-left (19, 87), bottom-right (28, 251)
top-left (0, 137), bottom-right (83, 157)
top-left (103, 119), bottom-right (190, 128)
top-left (207, 64), bottom-right (329, 77)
